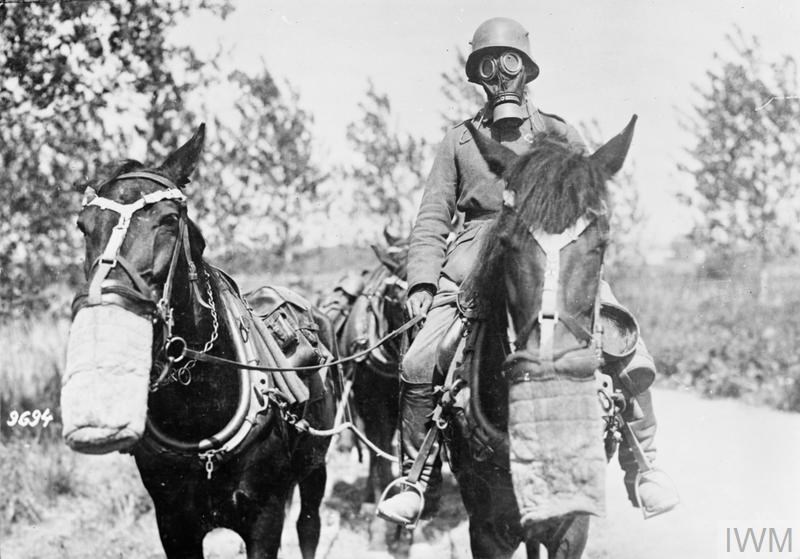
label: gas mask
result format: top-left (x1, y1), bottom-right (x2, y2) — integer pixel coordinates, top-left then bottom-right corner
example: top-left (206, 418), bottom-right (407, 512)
top-left (478, 50), bottom-right (527, 129)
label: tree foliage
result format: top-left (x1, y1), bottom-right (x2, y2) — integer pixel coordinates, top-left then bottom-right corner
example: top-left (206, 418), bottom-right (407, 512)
top-left (0, 0), bottom-right (230, 312)
top-left (438, 49), bottom-right (484, 131)
top-left (189, 68), bottom-right (326, 267)
top-left (579, 120), bottom-right (647, 269)
top-left (679, 28), bottom-right (800, 271)
top-left (342, 80), bottom-right (430, 237)
top-left (1, 1), bottom-right (327, 312)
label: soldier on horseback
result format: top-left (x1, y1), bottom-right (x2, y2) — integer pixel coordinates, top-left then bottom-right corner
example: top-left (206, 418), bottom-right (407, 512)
top-left (376, 17), bottom-right (679, 527)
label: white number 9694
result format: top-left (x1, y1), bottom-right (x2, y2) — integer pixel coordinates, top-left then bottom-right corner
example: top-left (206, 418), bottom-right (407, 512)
top-left (6, 408), bottom-right (54, 428)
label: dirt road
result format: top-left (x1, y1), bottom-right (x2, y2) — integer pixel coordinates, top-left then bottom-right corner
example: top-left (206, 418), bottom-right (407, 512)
top-left (5, 388), bottom-right (800, 558)
top-left (210, 387), bottom-right (800, 559)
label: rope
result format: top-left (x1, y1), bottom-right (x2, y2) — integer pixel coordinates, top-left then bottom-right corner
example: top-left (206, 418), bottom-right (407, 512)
top-left (289, 372), bottom-right (399, 463)
top-left (306, 421), bottom-right (399, 463)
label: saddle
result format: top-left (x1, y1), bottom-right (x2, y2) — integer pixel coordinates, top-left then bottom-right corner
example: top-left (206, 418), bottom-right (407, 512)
top-left (338, 266), bottom-right (404, 375)
top-left (245, 284), bottom-right (331, 403)
top-left (434, 313), bottom-right (510, 463)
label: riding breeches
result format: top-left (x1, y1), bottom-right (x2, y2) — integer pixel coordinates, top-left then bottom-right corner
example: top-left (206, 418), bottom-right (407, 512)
top-left (400, 278), bottom-right (462, 386)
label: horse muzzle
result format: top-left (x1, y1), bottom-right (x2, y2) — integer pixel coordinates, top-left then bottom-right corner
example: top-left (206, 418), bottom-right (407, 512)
top-left (61, 305), bottom-right (153, 454)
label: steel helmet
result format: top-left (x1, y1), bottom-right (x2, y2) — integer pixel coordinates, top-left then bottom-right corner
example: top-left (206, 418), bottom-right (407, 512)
top-left (465, 17), bottom-right (539, 84)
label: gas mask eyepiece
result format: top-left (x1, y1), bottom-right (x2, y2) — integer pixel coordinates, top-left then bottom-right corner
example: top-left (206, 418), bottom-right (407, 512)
top-left (479, 50), bottom-right (527, 129)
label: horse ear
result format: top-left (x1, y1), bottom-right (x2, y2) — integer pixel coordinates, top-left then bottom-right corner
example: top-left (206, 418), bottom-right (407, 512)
top-left (465, 121), bottom-right (517, 177)
top-left (371, 243), bottom-right (398, 272)
top-left (590, 115), bottom-right (637, 176)
top-left (157, 123), bottom-right (206, 188)
top-left (382, 225), bottom-right (402, 247)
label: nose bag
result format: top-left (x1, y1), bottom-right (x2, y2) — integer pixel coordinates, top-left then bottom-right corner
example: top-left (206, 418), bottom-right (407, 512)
top-left (61, 305), bottom-right (153, 454)
top-left (506, 347), bottom-right (607, 526)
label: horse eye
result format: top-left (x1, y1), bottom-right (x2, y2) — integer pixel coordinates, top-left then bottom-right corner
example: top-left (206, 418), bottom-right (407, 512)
top-left (159, 214), bottom-right (179, 228)
top-left (76, 219), bottom-right (87, 235)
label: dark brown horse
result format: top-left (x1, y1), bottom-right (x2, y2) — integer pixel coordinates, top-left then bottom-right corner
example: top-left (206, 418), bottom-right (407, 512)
top-left (61, 125), bottom-right (335, 559)
top-left (442, 117), bottom-right (638, 558)
top-left (335, 240), bottom-right (409, 504)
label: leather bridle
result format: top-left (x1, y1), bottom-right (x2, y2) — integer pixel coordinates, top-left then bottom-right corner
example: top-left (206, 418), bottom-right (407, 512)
top-left (72, 171), bottom-right (217, 387)
top-left (500, 191), bottom-right (607, 381)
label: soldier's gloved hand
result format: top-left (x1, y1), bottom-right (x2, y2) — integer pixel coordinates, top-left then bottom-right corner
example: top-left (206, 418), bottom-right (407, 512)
top-left (405, 285), bottom-right (434, 319)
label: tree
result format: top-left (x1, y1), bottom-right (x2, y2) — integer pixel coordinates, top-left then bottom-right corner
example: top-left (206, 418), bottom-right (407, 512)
top-left (579, 120), bottom-right (648, 269)
top-left (188, 67), bottom-right (327, 267)
top-left (0, 0), bottom-right (231, 313)
top-left (678, 28), bottom-right (800, 290)
top-left (438, 49), bottom-right (484, 131)
top-left (342, 80), bottom-right (430, 238)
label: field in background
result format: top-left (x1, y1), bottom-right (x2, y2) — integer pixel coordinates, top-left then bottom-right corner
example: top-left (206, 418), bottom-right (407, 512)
top-left (2, 247), bottom-right (800, 556)
top-left (609, 266), bottom-right (800, 412)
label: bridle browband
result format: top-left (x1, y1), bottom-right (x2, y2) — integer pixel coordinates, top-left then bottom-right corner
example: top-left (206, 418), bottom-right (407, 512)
top-left (75, 171), bottom-right (187, 314)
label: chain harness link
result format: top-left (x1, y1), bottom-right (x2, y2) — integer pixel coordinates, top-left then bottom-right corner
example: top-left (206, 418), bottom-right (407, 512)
top-left (163, 269), bottom-right (219, 388)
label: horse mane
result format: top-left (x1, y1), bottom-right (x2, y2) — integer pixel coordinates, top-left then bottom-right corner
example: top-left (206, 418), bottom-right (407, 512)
top-left (462, 133), bottom-right (609, 313)
top-left (92, 159), bottom-right (146, 195)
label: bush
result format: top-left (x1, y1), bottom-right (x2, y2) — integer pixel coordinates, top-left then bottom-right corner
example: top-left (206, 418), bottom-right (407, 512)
top-left (612, 267), bottom-right (800, 411)
top-left (0, 440), bottom-right (78, 533)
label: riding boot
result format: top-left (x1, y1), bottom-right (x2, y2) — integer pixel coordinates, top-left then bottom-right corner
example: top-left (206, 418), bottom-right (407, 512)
top-left (376, 381), bottom-right (442, 526)
top-left (618, 389), bottom-right (679, 518)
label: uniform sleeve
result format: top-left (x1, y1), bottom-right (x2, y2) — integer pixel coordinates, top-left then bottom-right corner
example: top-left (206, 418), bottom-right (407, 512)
top-left (406, 129), bottom-right (459, 293)
top-left (599, 279), bottom-right (655, 371)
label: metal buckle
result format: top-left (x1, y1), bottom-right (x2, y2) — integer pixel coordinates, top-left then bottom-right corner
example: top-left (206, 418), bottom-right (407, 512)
top-left (164, 336), bottom-right (187, 363)
top-left (537, 310), bottom-right (558, 324)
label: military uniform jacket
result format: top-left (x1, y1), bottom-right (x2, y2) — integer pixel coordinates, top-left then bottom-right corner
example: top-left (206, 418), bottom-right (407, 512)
top-left (407, 102), bottom-right (586, 293)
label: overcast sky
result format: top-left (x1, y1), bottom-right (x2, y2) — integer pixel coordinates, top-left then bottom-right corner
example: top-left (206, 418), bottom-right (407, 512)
top-left (174, 0), bottom-right (800, 256)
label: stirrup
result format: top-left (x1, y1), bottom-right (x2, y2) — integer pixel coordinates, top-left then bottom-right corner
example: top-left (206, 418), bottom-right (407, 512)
top-left (634, 469), bottom-right (680, 520)
top-left (376, 477), bottom-right (426, 529)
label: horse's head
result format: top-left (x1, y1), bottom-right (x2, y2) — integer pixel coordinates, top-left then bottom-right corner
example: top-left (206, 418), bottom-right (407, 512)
top-left (372, 226), bottom-right (410, 281)
top-left (62, 125), bottom-right (208, 454)
top-left (465, 117), bottom-right (636, 370)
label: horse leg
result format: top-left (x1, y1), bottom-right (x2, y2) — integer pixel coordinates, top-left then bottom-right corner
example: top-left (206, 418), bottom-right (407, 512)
top-left (296, 466), bottom-right (327, 559)
top-left (455, 466), bottom-right (521, 559)
top-left (354, 368), bottom-right (396, 504)
top-left (525, 539), bottom-right (542, 559)
top-left (543, 514), bottom-right (590, 559)
top-left (240, 492), bottom-right (289, 559)
top-left (152, 503), bottom-right (205, 559)
top-left (369, 376), bottom-right (399, 503)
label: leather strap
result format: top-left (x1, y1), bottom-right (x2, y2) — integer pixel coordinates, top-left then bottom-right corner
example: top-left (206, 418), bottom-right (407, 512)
top-left (176, 313), bottom-right (425, 373)
top-left (83, 177), bottom-right (186, 307)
